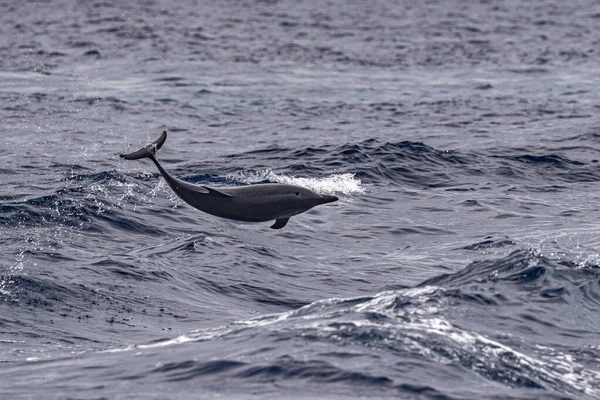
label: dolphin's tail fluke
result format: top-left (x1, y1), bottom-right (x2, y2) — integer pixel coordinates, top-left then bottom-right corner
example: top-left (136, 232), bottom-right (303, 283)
top-left (120, 131), bottom-right (167, 160)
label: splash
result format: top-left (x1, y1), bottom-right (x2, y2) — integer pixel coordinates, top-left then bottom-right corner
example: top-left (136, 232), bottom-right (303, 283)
top-left (231, 169), bottom-right (366, 196)
top-left (0, 250), bottom-right (26, 297)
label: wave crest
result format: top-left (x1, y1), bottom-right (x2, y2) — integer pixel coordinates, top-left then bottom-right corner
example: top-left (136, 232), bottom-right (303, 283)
top-left (230, 169), bottom-right (366, 196)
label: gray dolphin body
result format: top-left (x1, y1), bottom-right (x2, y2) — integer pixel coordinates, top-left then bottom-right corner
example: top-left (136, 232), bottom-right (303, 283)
top-left (120, 131), bottom-right (338, 229)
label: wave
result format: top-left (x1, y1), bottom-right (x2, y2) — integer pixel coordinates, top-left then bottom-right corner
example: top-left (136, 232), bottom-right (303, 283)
top-left (5, 139), bottom-right (589, 236)
top-left (225, 139), bottom-right (600, 189)
top-left (420, 249), bottom-right (600, 307)
top-left (41, 250), bottom-right (593, 399)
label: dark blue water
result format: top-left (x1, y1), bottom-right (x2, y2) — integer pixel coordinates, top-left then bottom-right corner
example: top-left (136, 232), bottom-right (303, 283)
top-left (2, 0), bottom-right (600, 398)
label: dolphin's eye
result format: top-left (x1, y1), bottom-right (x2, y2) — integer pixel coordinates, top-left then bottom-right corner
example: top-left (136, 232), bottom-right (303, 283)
top-left (295, 192), bottom-right (300, 196)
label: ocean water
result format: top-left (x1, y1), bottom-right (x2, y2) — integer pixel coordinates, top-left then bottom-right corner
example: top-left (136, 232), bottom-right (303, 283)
top-left (1, 0), bottom-right (600, 398)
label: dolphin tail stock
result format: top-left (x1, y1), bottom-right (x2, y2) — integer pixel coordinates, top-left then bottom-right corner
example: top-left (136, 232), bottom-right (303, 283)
top-left (120, 131), bottom-right (167, 160)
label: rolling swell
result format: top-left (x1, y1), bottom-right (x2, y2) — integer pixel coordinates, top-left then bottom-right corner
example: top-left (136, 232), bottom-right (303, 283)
top-left (8, 251), bottom-right (600, 399)
top-left (154, 250), bottom-right (600, 398)
top-left (149, 357), bottom-right (393, 388)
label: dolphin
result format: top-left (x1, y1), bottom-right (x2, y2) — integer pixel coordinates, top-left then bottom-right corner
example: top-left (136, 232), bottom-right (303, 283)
top-left (120, 131), bottom-right (338, 229)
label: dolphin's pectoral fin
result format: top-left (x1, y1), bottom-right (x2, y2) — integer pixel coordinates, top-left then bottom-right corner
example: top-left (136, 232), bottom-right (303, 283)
top-left (270, 218), bottom-right (289, 229)
top-left (202, 186), bottom-right (233, 198)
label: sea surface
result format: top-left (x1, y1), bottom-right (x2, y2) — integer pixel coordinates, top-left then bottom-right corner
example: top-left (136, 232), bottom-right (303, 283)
top-left (1, 0), bottom-right (600, 399)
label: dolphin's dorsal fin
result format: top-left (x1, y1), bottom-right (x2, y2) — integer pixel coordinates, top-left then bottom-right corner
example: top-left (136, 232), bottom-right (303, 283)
top-left (202, 186), bottom-right (233, 198)
top-left (270, 218), bottom-right (289, 229)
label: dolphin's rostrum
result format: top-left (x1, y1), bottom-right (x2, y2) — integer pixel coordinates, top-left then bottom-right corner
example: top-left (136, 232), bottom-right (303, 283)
top-left (120, 131), bottom-right (338, 229)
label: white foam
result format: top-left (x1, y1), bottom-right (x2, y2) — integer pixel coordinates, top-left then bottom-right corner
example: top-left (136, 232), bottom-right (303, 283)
top-left (347, 289), bottom-right (600, 398)
top-left (232, 169), bottom-right (366, 196)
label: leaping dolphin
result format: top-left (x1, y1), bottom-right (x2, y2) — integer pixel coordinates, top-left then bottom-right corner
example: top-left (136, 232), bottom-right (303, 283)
top-left (120, 131), bottom-right (338, 229)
